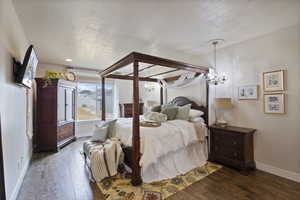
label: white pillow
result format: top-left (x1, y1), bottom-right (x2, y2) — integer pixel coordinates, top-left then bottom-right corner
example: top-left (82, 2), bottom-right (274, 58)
top-left (189, 109), bottom-right (204, 118)
top-left (91, 125), bottom-right (108, 142)
top-left (190, 117), bottom-right (205, 123)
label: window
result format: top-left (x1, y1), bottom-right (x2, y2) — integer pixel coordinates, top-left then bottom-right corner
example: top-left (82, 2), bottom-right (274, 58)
top-left (77, 82), bottom-right (115, 120)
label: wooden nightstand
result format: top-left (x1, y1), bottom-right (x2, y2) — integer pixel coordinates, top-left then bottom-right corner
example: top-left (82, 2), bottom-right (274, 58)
top-left (209, 124), bottom-right (256, 172)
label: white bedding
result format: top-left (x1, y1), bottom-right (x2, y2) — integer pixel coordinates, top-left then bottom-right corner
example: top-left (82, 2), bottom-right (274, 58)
top-left (113, 118), bottom-right (208, 182)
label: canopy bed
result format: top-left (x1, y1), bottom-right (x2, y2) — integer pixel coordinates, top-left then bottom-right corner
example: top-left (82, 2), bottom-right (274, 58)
top-left (100, 52), bottom-right (210, 186)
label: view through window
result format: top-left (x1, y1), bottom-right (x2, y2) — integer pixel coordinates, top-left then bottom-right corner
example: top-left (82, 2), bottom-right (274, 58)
top-left (77, 83), bottom-right (114, 120)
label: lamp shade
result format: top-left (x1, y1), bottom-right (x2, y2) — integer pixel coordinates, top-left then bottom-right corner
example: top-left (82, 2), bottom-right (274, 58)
top-left (214, 98), bottom-right (233, 109)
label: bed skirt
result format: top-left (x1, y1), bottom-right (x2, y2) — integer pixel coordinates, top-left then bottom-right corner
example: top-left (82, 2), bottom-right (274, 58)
top-left (124, 141), bottom-right (207, 183)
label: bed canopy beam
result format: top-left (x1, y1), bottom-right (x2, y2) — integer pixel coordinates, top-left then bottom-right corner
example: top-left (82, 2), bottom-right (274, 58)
top-left (100, 53), bottom-right (135, 77)
top-left (100, 51), bottom-right (210, 186)
top-left (147, 69), bottom-right (180, 78)
top-left (132, 52), bottom-right (208, 73)
top-left (163, 72), bottom-right (204, 82)
top-left (100, 52), bottom-right (208, 77)
top-left (106, 74), bottom-right (158, 82)
top-left (126, 64), bottom-right (156, 76)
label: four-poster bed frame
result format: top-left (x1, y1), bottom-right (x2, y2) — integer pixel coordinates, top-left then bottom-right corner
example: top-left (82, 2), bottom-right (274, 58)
top-left (100, 52), bottom-right (210, 186)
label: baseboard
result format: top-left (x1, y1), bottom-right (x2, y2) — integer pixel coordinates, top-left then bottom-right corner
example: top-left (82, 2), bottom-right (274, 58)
top-left (256, 161), bottom-right (300, 183)
top-left (9, 157), bottom-right (31, 200)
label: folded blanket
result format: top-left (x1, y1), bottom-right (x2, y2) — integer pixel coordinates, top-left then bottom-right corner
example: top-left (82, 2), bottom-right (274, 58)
top-left (83, 138), bottom-right (123, 182)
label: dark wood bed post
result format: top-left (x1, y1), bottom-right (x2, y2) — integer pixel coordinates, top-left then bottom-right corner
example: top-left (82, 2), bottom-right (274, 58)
top-left (206, 78), bottom-right (210, 125)
top-left (160, 86), bottom-right (164, 105)
top-left (132, 61), bottom-right (142, 186)
top-left (101, 77), bottom-right (106, 121)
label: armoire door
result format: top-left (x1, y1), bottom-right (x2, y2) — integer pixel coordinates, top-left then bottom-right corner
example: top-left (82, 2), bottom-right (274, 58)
top-left (57, 86), bottom-right (66, 123)
top-left (65, 88), bottom-right (75, 122)
top-left (58, 87), bottom-right (75, 124)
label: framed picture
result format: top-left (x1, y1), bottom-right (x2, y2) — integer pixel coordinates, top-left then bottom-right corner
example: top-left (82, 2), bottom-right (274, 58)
top-left (238, 85), bottom-right (258, 100)
top-left (263, 70), bottom-right (285, 92)
top-left (264, 93), bottom-right (285, 114)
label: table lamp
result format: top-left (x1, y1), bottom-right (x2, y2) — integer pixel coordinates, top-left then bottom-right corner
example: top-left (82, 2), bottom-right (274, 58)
top-left (214, 98), bottom-right (233, 127)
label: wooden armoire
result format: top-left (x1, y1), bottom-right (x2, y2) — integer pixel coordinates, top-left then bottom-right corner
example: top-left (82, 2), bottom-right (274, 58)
top-left (35, 78), bottom-right (76, 152)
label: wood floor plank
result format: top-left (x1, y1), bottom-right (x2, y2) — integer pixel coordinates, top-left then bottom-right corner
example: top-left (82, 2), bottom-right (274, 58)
top-left (17, 138), bottom-right (300, 200)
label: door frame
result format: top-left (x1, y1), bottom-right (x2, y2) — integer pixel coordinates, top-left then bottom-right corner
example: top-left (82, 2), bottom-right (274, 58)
top-left (0, 115), bottom-right (6, 200)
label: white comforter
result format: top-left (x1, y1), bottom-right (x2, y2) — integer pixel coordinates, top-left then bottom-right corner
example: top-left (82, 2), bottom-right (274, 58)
top-left (114, 118), bottom-right (200, 171)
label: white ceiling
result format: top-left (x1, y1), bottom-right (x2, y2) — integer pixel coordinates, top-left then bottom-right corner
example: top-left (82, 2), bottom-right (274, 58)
top-left (13, 0), bottom-right (300, 70)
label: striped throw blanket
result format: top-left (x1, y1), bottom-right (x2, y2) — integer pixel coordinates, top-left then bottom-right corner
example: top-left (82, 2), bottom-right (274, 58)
top-left (83, 138), bottom-right (123, 182)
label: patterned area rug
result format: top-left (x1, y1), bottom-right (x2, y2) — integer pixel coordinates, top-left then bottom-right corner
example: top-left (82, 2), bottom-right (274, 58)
top-left (97, 162), bottom-right (222, 200)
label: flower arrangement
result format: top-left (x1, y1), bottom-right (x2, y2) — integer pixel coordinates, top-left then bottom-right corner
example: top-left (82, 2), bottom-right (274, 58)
top-left (43, 70), bottom-right (66, 88)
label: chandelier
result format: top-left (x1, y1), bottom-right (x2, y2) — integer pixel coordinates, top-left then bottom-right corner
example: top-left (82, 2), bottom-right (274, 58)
top-left (206, 39), bottom-right (228, 85)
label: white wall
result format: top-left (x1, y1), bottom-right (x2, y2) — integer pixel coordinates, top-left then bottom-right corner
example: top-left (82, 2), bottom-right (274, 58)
top-left (143, 82), bottom-right (161, 105)
top-left (195, 24), bottom-right (300, 181)
top-left (116, 79), bottom-right (146, 104)
top-left (0, 0), bottom-right (32, 199)
top-left (36, 63), bottom-right (67, 78)
top-left (166, 80), bottom-right (207, 106)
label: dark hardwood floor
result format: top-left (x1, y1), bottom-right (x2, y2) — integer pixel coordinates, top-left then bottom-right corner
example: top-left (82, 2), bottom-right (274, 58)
top-left (17, 138), bottom-right (300, 200)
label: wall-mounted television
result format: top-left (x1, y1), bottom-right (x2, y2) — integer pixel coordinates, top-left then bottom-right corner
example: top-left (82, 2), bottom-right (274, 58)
top-left (14, 45), bottom-right (39, 88)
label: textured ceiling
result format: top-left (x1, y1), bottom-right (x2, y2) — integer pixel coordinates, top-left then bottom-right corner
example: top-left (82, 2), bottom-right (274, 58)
top-left (13, 0), bottom-right (300, 70)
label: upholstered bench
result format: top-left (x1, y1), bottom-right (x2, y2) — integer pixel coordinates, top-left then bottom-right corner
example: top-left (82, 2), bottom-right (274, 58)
top-left (83, 140), bottom-right (103, 160)
top-left (82, 138), bottom-right (123, 182)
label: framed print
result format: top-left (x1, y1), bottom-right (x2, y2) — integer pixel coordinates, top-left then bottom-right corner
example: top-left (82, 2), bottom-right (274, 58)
top-left (238, 85), bottom-right (258, 100)
top-left (264, 93), bottom-right (285, 114)
top-left (263, 70), bottom-right (285, 92)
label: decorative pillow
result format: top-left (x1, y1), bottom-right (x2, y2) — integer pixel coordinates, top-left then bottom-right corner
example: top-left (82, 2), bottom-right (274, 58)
top-left (176, 104), bottom-right (191, 120)
top-left (91, 125), bottom-right (108, 142)
top-left (151, 105), bottom-right (161, 112)
top-left (189, 109), bottom-right (204, 118)
top-left (98, 119), bottom-right (118, 138)
top-left (161, 103), bottom-right (176, 110)
top-left (143, 111), bottom-right (168, 122)
top-left (161, 107), bottom-right (178, 120)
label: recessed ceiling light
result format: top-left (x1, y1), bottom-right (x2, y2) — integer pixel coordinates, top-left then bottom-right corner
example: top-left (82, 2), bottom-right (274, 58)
top-left (65, 58), bottom-right (72, 62)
